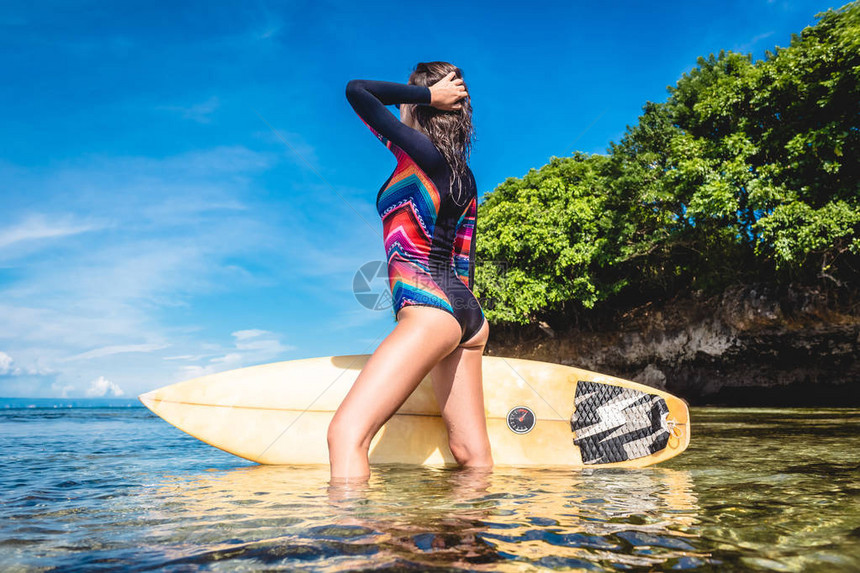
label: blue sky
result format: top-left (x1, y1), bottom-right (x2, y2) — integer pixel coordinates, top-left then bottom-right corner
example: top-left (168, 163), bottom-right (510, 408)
top-left (0, 0), bottom-right (839, 398)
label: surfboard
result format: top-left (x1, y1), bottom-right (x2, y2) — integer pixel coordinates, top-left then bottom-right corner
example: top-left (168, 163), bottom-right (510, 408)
top-left (139, 354), bottom-right (690, 468)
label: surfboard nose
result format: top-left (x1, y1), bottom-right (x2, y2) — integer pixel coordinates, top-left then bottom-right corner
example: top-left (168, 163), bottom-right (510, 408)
top-left (138, 390), bottom-right (157, 409)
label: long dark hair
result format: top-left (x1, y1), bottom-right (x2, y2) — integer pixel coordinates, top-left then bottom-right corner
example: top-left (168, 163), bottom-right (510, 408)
top-left (407, 61), bottom-right (476, 206)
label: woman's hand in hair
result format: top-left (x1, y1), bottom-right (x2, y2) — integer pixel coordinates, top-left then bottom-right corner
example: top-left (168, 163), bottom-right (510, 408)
top-left (428, 71), bottom-right (468, 111)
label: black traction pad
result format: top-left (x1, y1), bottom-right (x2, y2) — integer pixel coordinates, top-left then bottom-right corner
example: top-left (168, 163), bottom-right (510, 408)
top-left (570, 380), bottom-right (670, 464)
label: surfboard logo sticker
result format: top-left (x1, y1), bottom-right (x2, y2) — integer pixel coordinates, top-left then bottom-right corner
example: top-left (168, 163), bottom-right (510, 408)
top-left (506, 406), bottom-right (536, 434)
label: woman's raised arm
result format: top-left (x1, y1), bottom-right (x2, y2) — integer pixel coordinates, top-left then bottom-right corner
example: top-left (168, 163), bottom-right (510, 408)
top-left (345, 79), bottom-right (444, 172)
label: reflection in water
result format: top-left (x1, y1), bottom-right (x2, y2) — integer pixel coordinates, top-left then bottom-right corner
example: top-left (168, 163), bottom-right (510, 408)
top-left (140, 464), bottom-right (703, 571)
top-left (326, 467), bottom-right (500, 569)
top-left (1, 408), bottom-right (858, 571)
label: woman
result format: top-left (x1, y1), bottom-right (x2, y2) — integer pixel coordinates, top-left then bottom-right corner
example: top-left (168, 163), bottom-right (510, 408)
top-left (328, 61), bottom-right (492, 480)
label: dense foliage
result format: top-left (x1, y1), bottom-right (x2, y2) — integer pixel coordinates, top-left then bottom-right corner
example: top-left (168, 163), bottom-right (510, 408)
top-left (475, 2), bottom-right (859, 326)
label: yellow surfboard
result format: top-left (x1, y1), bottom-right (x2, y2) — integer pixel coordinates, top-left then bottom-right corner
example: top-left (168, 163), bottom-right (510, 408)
top-left (139, 354), bottom-right (690, 468)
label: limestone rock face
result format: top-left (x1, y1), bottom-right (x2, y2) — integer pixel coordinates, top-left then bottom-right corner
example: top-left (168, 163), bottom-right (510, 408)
top-left (485, 284), bottom-right (860, 406)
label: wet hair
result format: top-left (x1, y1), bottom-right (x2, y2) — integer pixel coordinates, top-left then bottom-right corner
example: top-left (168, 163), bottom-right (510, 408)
top-left (407, 61), bottom-right (475, 206)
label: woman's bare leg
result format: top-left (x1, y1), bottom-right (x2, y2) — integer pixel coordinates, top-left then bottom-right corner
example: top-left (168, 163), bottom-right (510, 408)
top-left (430, 317), bottom-right (493, 468)
top-left (327, 305), bottom-right (462, 481)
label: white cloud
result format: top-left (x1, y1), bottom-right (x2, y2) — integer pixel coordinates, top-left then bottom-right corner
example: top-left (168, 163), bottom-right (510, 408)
top-left (163, 354), bottom-right (209, 361)
top-left (86, 376), bottom-right (125, 397)
top-left (232, 329), bottom-right (269, 341)
top-left (0, 351), bottom-right (12, 374)
top-left (231, 329), bottom-right (291, 354)
top-left (0, 147), bottom-right (278, 398)
top-left (0, 214), bottom-right (107, 251)
top-left (211, 353), bottom-right (243, 366)
top-left (55, 383), bottom-right (75, 398)
top-left (0, 350), bottom-right (54, 377)
top-left (65, 343), bottom-right (169, 362)
top-left (0, 146), bottom-right (279, 346)
top-left (0, 142), bottom-right (376, 398)
top-left (156, 96), bottom-right (221, 124)
top-left (176, 329), bottom-right (294, 380)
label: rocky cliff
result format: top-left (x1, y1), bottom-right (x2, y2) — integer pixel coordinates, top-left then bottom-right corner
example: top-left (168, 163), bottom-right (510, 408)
top-left (485, 283), bottom-right (860, 406)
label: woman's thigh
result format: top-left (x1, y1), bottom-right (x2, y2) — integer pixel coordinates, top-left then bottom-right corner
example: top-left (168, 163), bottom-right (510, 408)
top-left (330, 306), bottom-right (462, 447)
top-left (430, 318), bottom-right (491, 452)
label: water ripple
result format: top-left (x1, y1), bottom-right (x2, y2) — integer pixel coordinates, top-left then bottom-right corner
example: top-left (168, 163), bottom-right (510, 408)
top-left (0, 407), bottom-right (857, 571)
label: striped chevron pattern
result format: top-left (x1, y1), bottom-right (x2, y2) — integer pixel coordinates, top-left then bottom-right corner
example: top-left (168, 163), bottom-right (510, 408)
top-left (359, 118), bottom-right (456, 315)
top-left (452, 196), bottom-right (476, 288)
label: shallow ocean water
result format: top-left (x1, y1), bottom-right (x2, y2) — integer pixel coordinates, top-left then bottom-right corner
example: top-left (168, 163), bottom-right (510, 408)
top-left (1, 407), bottom-right (858, 571)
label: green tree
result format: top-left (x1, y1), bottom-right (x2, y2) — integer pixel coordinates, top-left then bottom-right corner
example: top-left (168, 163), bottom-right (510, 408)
top-left (476, 2), bottom-right (859, 326)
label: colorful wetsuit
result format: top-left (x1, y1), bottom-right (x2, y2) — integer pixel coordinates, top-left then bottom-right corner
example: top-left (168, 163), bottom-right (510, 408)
top-left (346, 78), bottom-right (485, 344)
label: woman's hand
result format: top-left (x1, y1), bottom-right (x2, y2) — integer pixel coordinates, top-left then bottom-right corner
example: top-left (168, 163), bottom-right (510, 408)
top-left (428, 71), bottom-right (468, 111)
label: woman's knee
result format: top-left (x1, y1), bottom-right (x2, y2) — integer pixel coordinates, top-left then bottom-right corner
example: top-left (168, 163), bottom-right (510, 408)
top-left (327, 414), bottom-right (371, 453)
top-left (448, 437), bottom-right (493, 467)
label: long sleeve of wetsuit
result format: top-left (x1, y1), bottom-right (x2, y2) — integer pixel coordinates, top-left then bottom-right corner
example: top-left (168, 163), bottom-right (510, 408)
top-left (345, 79), bottom-right (445, 173)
